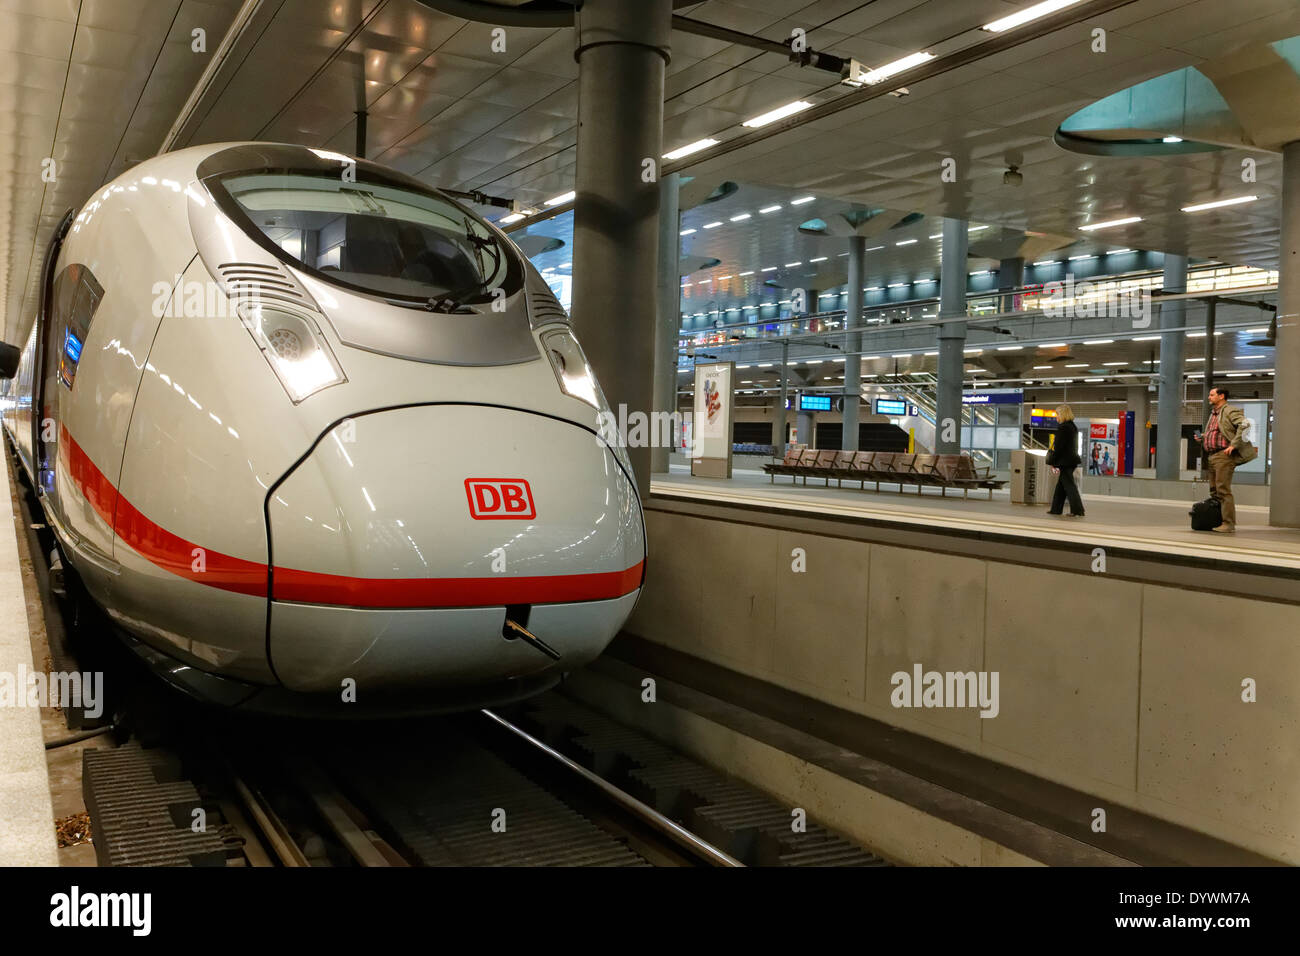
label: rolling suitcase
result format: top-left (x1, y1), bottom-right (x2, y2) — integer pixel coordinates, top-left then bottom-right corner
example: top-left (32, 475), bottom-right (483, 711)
top-left (1190, 496), bottom-right (1222, 532)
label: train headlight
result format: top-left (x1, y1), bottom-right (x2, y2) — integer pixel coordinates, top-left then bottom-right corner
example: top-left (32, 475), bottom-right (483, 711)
top-left (237, 303), bottom-right (346, 402)
top-left (540, 326), bottom-right (600, 408)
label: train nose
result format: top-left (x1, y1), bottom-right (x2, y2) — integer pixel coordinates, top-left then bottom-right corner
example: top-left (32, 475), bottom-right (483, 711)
top-left (266, 404), bottom-right (645, 694)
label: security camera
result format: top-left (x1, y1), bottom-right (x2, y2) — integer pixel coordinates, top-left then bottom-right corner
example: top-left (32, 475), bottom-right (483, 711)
top-left (1003, 165), bottom-right (1023, 187)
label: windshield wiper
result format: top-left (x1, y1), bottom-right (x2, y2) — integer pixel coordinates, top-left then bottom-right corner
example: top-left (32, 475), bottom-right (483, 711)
top-left (424, 219), bottom-right (507, 312)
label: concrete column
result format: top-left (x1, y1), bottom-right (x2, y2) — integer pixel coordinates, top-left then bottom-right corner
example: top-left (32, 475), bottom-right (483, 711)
top-left (570, 0), bottom-right (672, 498)
top-left (1271, 140), bottom-right (1300, 527)
top-left (773, 339), bottom-right (789, 454)
top-left (935, 217), bottom-right (968, 454)
top-left (998, 256), bottom-right (1025, 313)
top-left (1127, 385), bottom-right (1152, 469)
top-left (1156, 254), bottom-right (1188, 480)
top-left (842, 235), bottom-right (865, 450)
top-left (796, 407), bottom-right (814, 446)
top-left (651, 171), bottom-right (681, 474)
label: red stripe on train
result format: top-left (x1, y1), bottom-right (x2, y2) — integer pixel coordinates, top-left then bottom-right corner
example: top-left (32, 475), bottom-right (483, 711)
top-left (58, 427), bottom-right (641, 607)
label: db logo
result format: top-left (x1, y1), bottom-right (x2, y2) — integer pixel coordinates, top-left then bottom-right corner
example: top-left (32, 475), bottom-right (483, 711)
top-left (464, 478), bottom-right (536, 519)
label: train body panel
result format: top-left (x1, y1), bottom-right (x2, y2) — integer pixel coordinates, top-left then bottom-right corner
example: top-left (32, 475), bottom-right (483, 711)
top-left (0, 141), bottom-right (645, 714)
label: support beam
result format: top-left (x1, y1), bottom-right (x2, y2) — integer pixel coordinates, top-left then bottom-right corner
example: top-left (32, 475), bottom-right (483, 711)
top-left (1156, 254), bottom-right (1188, 480)
top-left (935, 217), bottom-right (968, 454)
top-left (651, 172), bottom-right (681, 474)
top-left (773, 339), bottom-right (789, 455)
top-left (1200, 297), bottom-right (1216, 430)
top-left (1127, 385), bottom-right (1152, 469)
top-left (1271, 140), bottom-right (1300, 527)
top-left (998, 256), bottom-right (1024, 314)
top-left (842, 235), bottom-right (865, 450)
top-left (570, 0), bottom-right (673, 498)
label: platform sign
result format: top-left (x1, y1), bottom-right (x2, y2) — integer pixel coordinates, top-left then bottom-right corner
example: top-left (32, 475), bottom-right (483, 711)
top-left (875, 398), bottom-right (907, 416)
top-left (692, 362), bottom-right (734, 478)
top-left (962, 388), bottom-right (1023, 405)
top-left (800, 394), bottom-right (832, 411)
top-left (1120, 410), bottom-right (1135, 475)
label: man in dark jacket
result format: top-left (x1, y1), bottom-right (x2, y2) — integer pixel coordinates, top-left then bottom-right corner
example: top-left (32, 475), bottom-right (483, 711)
top-left (1046, 404), bottom-right (1085, 517)
top-left (1202, 385), bottom-right (1249, 534)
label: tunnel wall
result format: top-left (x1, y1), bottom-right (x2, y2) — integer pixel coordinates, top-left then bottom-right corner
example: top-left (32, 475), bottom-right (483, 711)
top-left (626, 505), bottom-right (1300, 863)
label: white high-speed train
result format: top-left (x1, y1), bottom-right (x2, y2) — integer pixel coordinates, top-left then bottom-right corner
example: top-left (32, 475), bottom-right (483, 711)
top-left (0, 142), bottom-right (645, 714)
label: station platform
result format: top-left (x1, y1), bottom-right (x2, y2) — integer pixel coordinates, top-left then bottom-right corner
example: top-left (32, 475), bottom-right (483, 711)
top-left (633, 464), bottom-right (1300, 863)
top-left (653, 463), bottom-right (1300, 572)
top-left (0, 452), bottom-right (57, 866)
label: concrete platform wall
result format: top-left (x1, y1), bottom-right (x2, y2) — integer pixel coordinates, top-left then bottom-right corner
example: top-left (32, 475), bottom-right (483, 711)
top-left (628, 508), bottom-right (1300, 863)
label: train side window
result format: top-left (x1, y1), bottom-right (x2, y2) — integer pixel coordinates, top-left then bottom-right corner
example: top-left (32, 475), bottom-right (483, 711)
top-left (51, 264), bottom-right (105, 390)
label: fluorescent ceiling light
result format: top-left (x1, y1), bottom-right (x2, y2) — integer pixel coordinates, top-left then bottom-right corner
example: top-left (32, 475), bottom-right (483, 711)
top-left (1084, 377), bottom-right (1104, 382)
top-left (499, 212), bottom-right (525, 224)
top-left (1108, 248), bottom-right (1132, 254)
top-left (1181, 195), bottom-right (1258, 213)
top-left (896, 239), bottom-right (918, 246)
top-left (784, 261), bottom-right (802, 268)
top-left (680, 228), bottom-right (696, 236)
top-left (810, 256), bottom-right (828, 262)
top-left (964, 348), bottom-right (983, 355)
top-left (887, 282), bottom-right (907, 288)
top-left (739, 270), bottom-right (754, 276)
top-left (891, 353), bottom-right (912, 358)
top-left (1032, 259), bottom-right (1059, 266)
top-left (1234, 354), bottom-right (1264, 359)
top-left (761, 266), bottom-right (777, 272)
top-left (997, 345), bottom-right (1023, 352)
top-left (1068, 254), bottom-right (1094, 260)
top-left (729, 213), bottom-right (751, 222)
top-left (1103, 362), bottom-right (1127, 366)
top-left (1065, 363), bottom-right (1088, 368)
top-left (1132, 335), bottom-right (1161, 341)
top-left (717, 274), bottom-right (732, 280)
top-left (1080, 216), bottom-right (1141, 231)
top-left (743, 100), bottom-right (812, 127)
top-left (544, 191), bottom-right (576, 206)
top-left (929, 233), bottom-right (943, 239)
top-left (867, 245), bottom-right (884, 251)
top-left (1033, 365), bottom-right (1053, 370)
top-left (703, 221), bottom-right (723, 229)
top-left (759, 204), bottom-right (782, 214)
top-left (1083, 338), bottom-right (1114, 345)
top-left (856, 51), bottom-right (934, 84)
top-left (790, 196), bottom-right (815, 205)
top-left (1162, 136), bottom-right (1183, 143)
top-left (1225, 372), bottom-right (1250, 377)
top-left (968, 225), bottom-right (988, 233)
top-left (983, 0), bottom-right (1085, 33)
top-left (664, 138), bottom-right (719, 160)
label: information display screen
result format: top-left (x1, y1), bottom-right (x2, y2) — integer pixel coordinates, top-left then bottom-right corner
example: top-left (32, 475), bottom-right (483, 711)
top-left (800, 394), bottom-right (832, 411)
top-left (875, 399), bottom-right (907, 416)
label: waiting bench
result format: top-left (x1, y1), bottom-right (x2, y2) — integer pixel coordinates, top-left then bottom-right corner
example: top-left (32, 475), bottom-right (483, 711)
top-left (763, 448), bottom-right (1008, 498)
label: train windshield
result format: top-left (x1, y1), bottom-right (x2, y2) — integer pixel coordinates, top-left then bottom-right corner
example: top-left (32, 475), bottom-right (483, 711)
top-left (212, 170), bottom-right (515, 307)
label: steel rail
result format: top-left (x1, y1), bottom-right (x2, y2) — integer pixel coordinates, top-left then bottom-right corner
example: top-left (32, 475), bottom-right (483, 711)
top-left (480, 707), bottom-right (744, 867)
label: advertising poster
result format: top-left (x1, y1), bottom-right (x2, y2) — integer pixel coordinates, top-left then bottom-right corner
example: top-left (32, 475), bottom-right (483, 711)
top-left (1087, 421), bottom-right (1119, 477)
top-left (692, 362), bottom-right (734, 478)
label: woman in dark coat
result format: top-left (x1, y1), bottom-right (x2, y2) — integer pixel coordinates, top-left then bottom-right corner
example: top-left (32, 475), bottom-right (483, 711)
top-left (1046, 404), bottom-right (1085, 517)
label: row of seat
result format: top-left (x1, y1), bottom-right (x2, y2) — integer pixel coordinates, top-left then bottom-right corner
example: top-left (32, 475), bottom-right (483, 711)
top-left (763, 448), bottom-right (1008, 498)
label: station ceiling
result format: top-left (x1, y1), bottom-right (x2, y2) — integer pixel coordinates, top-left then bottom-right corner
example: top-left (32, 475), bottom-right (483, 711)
top-left (4, 0), bottom-right (1299, 347)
